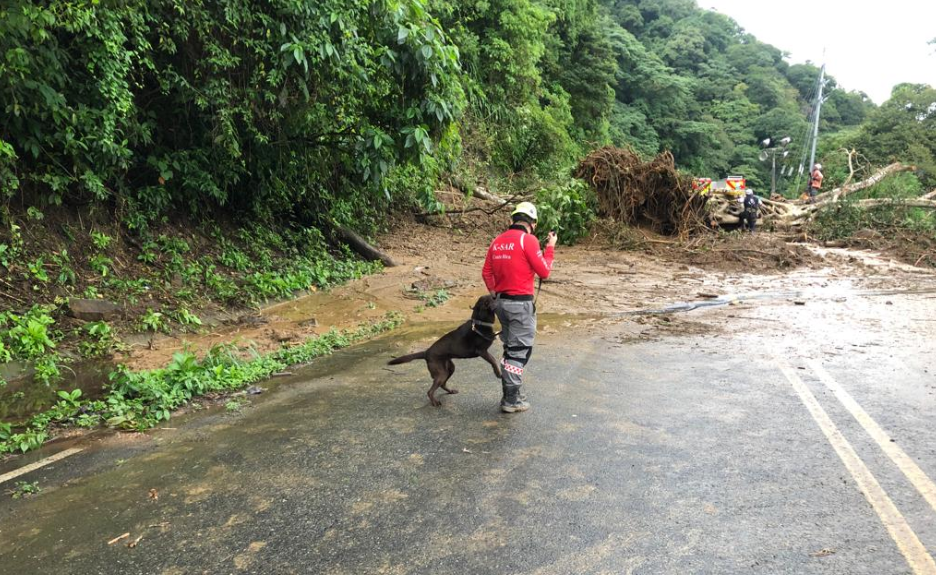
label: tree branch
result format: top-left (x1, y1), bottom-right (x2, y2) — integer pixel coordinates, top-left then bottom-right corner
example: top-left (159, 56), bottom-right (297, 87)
top-left (836, 148), bottom-right (857, 197)
top-left (812, 162), bottom-right (916, 205)
top-left (854, 199), bottom-right (936, 210)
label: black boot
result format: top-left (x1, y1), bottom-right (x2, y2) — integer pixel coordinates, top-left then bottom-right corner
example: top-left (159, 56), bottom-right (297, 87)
top-left (500, 386), bottom-right (527, 403)
top-left (500, 384), bottom-right (530, 413)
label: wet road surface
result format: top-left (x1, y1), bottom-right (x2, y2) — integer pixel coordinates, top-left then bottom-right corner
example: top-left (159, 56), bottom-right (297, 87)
top-left (1, 286), bottom-right (935, 574)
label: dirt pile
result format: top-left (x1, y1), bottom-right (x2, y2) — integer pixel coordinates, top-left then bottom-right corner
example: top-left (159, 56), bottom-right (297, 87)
top-left (823, 230), bottom-right (936, 270)
top-left (653, 235), bottom-right (821, 273)
top-left (575, 147), bottom-right (707, 238)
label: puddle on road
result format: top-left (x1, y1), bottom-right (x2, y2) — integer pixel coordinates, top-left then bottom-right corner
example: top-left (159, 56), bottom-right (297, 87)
top-left (629, 292), bottom-right (800, 315)
top-left (0, 314), bottom-right (578, 428)
top-left (0, 359), bottom-right (113, 425)
top-left (625, 286), bottom-right (936, 316)
top-left (5, 283), bottom-right (932, 423)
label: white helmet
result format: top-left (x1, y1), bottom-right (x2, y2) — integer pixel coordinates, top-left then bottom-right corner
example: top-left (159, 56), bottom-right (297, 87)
top-left (814, 163), bottom-right (822, 169)
top-left (745, 189), bottom-right (753, 195)
top-left (511, 202), bottom-right (538, 221)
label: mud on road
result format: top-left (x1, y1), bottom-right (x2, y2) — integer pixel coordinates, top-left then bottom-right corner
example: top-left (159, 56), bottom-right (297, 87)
top-left (125, 211), bottom-right (934, 373)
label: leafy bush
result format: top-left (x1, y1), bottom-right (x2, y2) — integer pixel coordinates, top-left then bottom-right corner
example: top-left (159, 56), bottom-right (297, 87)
top-left (8, 480), bottom-right (40, 498)
top-left (0, 306), bottom-right (64, 385)
top-left (535, 180), bottom-right (596, 245)
top-left (139, 309), bottom-right (166, 334)
top-left (416, 289), bottom-right (451, 308)
top-left (78, 321), bottom-right (117, 358)
top-left (0, 306), bottom-right (58, 360)
top-left (173, 309), bottom-right (202, 329)
top-left (90, 232), bottom-right (113, 251)
top-left (0, 428), bottom-right (47, 455)
top-left (810, 200), bottom-right (936, 241)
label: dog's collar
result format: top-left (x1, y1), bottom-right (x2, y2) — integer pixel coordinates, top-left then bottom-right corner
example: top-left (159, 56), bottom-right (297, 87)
top-left (471, 319), bottom-right (500, 340)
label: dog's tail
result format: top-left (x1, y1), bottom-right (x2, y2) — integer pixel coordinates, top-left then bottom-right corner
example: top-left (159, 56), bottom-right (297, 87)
top-left (387, 351), bottom-right (427, 365)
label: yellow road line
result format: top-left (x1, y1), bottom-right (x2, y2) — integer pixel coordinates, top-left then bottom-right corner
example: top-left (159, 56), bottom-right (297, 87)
top-left (0, 447), bottom-right (84, 485)
top-left (807, 358), bottom-right (936, 515)
top-left (774, 357), bottom-right (936, 575)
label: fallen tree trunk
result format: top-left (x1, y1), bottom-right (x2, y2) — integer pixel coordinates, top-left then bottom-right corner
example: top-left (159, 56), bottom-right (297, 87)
top-left (812, 162), bottom-right (915, 205)
top-left (855, 199), bottom-right (936, 210)
top-left (336, 225), bottom-right (398, 267)
top-left (706, 196), bottom-right (811, 228)
top-left (707, 162), bottom-right (922, 229)
top-left (451, 175), bottom-right (509, 205)
top-left (922, 189), bottom-right (936, 200)
top-left (471, 187), bottom-right (509, 205)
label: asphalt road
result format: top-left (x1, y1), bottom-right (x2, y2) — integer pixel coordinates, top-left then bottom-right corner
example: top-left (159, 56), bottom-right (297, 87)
top-left (1, 288), bottom-right (935, 575)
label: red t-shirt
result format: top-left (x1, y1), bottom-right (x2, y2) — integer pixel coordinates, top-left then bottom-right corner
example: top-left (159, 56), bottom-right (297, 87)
top-left (482, 227), bottom-right (554, 296)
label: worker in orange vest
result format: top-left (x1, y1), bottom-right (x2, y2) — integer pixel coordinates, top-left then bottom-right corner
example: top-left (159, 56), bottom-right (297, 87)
top-left (808, 163), bottom-right (823, 203)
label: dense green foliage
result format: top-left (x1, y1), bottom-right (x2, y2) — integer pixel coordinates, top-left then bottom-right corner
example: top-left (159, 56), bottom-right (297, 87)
top-left (0, 0), bottom-right (463, 227)
top-left (3, 0), bottom-right (931, 225)
top-left (809, 200), bottom-right (935, 242)
top-left (847, 84), bottom-right (936, 186)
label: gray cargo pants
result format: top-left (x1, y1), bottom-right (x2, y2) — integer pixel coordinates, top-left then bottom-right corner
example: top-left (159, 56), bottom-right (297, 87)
top-left (494, 298), bottom-right (536, 397)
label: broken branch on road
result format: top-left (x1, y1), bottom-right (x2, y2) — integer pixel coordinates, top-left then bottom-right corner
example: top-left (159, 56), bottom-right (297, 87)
top-left (107, 532), bottom-right (130, 545)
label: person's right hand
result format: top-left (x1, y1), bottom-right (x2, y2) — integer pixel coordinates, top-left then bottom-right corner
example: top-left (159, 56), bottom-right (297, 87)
top-left (547, 231), bottom-right (558, 247)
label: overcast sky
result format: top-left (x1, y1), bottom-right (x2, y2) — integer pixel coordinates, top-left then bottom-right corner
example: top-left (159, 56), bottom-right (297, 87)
top-left (702, 0), bottom-right (936, 104)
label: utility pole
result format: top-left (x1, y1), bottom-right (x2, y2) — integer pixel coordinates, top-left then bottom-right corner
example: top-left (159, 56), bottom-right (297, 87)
top-left (808, 63), bottom-right (826, 173)
top-left (771, 152), bottom-right (777, 195)
top-left (760, 137), bottom-right (791, 196)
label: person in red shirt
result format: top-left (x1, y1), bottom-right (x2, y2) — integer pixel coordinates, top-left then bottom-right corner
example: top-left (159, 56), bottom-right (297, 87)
top-left (482, 202), bottom-right (557, 412)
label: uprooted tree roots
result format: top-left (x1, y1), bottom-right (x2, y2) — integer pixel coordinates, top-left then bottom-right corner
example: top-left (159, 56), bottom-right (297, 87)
top-left (575, 147), bottom-right (708, 238)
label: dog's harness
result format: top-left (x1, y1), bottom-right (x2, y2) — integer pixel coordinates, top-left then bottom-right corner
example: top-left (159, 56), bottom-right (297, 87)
top-left (471, 319), bottom-right (500, 340)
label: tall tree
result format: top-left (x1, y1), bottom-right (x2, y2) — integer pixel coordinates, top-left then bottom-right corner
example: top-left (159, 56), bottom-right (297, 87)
top-left (852, 83), bottom-right (936, 184)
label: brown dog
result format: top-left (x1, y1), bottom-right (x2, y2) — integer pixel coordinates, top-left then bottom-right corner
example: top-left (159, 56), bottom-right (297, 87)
top-left (388, 295), bottom-right (502, 406)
